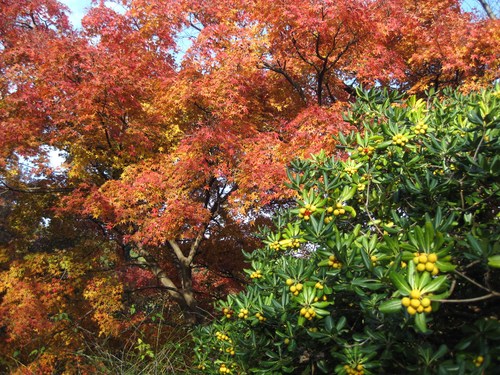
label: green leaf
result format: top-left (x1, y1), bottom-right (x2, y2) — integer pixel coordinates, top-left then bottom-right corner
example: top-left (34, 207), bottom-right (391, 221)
top-left (312, 301), bottom-right (331, 309)
top-left (375, 140), bottom-right (393, 150)
top-left (487, 255), bottom-right (500, 268)
top-left (407, 260), bottom-right (416, 289)
top-left (336, 316), bottom-right (346, 331)
top-left (390, 271), bottom-right (411, 294)
top-left (466, 234), bottom-right (484, 256)
top-left (324, 316), bottom-right (334, 332)
top-left (360, 249), bottom-right (372, 270)
top-left (379, 299), bottom-right (402, 314)
top-left (424, 221), bottom-right (434, 251)
top-left (435, 260), bottom-right (456, 272)
top-left (421, 275), bottom-right (448, 294)
top-left (414, 312), bottom-right (427, 333)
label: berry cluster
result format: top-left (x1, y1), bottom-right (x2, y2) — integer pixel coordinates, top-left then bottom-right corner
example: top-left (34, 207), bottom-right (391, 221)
top-left (250, 269), bottom-right (263, 279)
top-left (218, 363), bottom-right (232, 374)
top-left (288, 282), bottom-right (303, 296)
top-left (215, 331), bottom-right (231, 342)
top-left (343, 363), bottom-right (365, 375)
top-left (414, 122), bottom-right (429, 134)
top-left (255, 312), bottom-right (267, 322)
top-left (298, 204), bottom-right (317, 221)
top-left (357, 146), bottom-right (375, 157)
top-left (300, 306), bottom-right (317, 320)
top-left (392, 133), bottom-right (409, 146)
top-left (344, 165), bottom-right (358, 175)
top-left (237, 308), bottom-right (249, 319)
top-left (222, 307), bottom-right (232, 319)
top-left (473, 355), bottom-right (484, 367)
top-left (413, 252), bottom-right (439, 275)
top-left (401, 289), bottom-right (432, 315)
top-left (269, 241), bottom-right (281, 251)
top-left (328, 255), bottom-right (342, 269)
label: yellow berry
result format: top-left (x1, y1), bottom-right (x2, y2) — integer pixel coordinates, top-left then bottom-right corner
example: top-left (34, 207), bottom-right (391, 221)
top-left (286, 278), bottom-right (294, 286)
top-left (296, 283), bottom-right (303, 291)
top-left (419, 254), bottom-right (428, 264)
top-left (432, 267), bottom-right (439, 276)
top-left (428, 253), bottom-right (438, 263)
top-left (290, 285), bottom-right (297, 293)
top-left (410, 289), bottom-right (421, 299)
top-left (421, 297), bottom-right (431, 307)
top-left (407, 306), bottom-right (417, 315)
top-left (424, 306), bottom-right (432, 314)
top-left (401, 297), bottom-right (411, 307)
top-left (417, 263), bottom-right (426, 272)
top-left (425, 262), bottom-right (435, 272)
top-left (410, 298), bottom-right (421, 308)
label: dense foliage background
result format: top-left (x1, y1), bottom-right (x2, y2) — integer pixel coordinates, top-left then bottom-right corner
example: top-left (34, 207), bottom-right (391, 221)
top-left (193, 85), bottom-right (500, 374)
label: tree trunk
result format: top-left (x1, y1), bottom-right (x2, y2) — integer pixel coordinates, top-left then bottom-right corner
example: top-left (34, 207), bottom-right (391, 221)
top-left (477, 0), bottom-right (496, 19)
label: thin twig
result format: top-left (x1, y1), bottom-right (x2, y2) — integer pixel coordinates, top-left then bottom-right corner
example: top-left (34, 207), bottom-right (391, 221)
top-left (435, 292), bottom-right (499, 303)
top-left (454, 270), bottom-right (493, 293)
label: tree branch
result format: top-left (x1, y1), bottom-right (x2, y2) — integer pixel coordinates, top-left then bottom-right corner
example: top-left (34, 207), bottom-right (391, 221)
top-left (260, 61), bottom-right (307, 102)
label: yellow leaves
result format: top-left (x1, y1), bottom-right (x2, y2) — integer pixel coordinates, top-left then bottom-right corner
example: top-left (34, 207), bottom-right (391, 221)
top-left (83, 277), bottom-right (124, 337)
top-left (164, 123), bottom-right (182, 144)
top-left (0, 247), bottom-right (9, 264)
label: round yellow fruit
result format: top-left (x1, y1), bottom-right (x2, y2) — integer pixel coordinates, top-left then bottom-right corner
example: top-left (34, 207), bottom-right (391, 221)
top-left (419, 254), bottom-right (428, 264)
top-left (421, 297), bottom-right (431, 307)
top-left (401, 297), bottom-right (411, 307)
top-left (410, 289), bottom-right (421, 299)
top-left (428, 253), bottom-right (438, 263)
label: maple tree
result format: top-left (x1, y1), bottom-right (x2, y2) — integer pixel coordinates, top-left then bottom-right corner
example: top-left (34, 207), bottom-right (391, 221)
top-left (0, 0), bottom-right (498, 372)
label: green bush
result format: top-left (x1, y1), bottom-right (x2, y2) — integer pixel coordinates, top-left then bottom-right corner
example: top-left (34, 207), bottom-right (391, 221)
top-left (192, 85), bottom-right (500, 374)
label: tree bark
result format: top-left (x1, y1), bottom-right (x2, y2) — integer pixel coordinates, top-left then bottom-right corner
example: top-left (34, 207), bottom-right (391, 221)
top-left (477, 0), bottom-right (496, 19)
